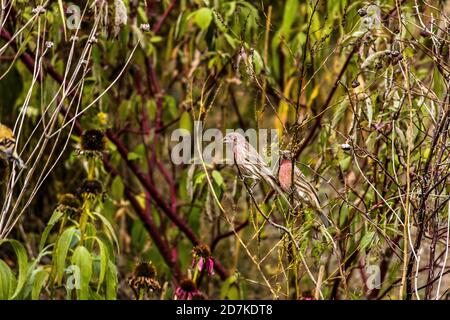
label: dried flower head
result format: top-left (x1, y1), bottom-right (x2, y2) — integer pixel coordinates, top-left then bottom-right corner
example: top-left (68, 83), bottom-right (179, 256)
top-left (57, 193), bottom-right (81, 217)
top-left (192, 244), bottom-right (214, 276)
top-left (128, 262), bottom-right (161, 299)
top-left (133, 262), bottom-right (157, 279)
top-left (192, 244), bottom-right (211, 259)
top-left (174, 279), bottom-right (201, 300)
top-left (77, 179), bottom-right (103, 198)
top-left (81, 129), bottom-right (106, 153)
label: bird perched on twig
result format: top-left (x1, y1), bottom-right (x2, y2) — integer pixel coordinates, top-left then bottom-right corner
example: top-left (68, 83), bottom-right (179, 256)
top-left (0, 123), bottom-right (24, 169)
top-left (277, 150), bottom-right (331, 227)
top-left (223, 132), bottom-right (286, 199)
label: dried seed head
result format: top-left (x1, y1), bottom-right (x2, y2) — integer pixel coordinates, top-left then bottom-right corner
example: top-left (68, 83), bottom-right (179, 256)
top-left (81, 129), bottom-right (106, 152)
top-left (57, 193), bottom-right (82, 218)
top-left (192, 244), bottom-right (211, 259)
top-left (179, 279), bottom-right (197, 293)
top-left (58, 193), bottom-right (81, 209)
top-left (133, 262), bottom-right (157, 279)
top-left (78, 179), bottom-right (103, 197)
top-left (128, 262), bottom-right (161, 298)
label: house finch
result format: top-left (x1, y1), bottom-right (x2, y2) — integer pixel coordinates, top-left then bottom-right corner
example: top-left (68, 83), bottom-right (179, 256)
top-left (278, 150), bottom-right (331, 227)
top-left (223, 132), bottom-right (285, 197)
top-left (0, 123), bottom-right (24, 169)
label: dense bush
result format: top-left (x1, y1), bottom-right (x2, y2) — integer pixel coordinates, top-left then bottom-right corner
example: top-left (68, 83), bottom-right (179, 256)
top-left (0, 0), bottom-right (449, 300)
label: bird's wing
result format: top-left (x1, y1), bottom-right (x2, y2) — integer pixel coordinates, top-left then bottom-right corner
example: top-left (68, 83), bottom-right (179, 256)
top-left (293, 166), bottom-right (321, 208)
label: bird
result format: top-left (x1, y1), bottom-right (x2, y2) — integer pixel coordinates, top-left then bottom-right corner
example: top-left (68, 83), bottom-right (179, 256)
top-left (0, 123), bottom-right (24, 169)
top-left (277, 150), bottom-right (331, 227)
top-left (223, 132), bottom-right (286, 198)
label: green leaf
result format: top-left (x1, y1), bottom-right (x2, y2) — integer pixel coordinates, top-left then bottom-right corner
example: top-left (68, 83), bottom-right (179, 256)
top-left (195, 8), bottom-right (213, 31)
top-left (150, 36), bottom-right (163, 43)
top-left (58, 0), bottom-right (67, 39)
top-left (179, 111), bottom-right (192, 132)
top-left (93, 237), bottom-right (109, 291)
top-left (332, 100), bottom-right (348, 128)
top-left (281, 0), bottom-right (298, 35)
top-left (31, 268), bottom-right (49, 300)
top-left (92, 211), bottom-right (120, 253)
top-left (339, 156), bottom-right (352, 171)
top-left (0, 260), bottom-right (14, 299)
top-left (251, 50), bottom-right (264, 75)
top-left (71, 246), bottom-right (93, 300)
top-left (212, 170), bottom-right (224, 187)
top-left (127, 144), bottom-right (145, 161)
top-left (39, 209), bottom-right (65, 251)
top-left (220, 275), bottom-right (238, 299)
top-left (106, 261), bottom-right (118, 300)
top-left (360, 231), bottom-right (375, 250)
top-left (0, 239), bottom-right (29, 299)
top-left (110, 176), bottom-right (124, 201)
top-left (53, 228), bottom-right (78, 285)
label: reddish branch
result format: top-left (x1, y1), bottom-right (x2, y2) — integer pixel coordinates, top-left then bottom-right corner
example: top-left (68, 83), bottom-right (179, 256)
top-left (151, 0), bottom-right (177, 34)
top-left (104, 159), bottom-right (182, 280)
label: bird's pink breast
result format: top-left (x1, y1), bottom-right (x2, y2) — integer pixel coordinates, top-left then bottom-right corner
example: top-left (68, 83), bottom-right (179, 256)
top-left (279, 160), bottom-right (293, 191)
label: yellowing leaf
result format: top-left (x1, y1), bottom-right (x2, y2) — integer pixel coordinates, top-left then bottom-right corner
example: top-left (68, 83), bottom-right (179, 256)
top-left (275, 78), bottom-right (295, 132)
